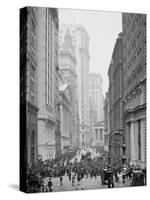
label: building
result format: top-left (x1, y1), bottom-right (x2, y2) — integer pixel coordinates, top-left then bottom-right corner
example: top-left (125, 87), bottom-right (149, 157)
top-left (59, 29), bottom-right (79, 148)
top-left (89, 73), bottom-right (104, 122)
top-left (59, 81), bottom-right (72, 152)
top-left (122, 13), bottom-right (146, 168)
top-left (103, 92), bottom-right (110, 151)
top-left (20, 7), bottom-right (38, 167)
top-left (108, 33), bottom-right (124, 161)
top-left (92, 121), bottom-right (105, 148)
top-left (59, 24), bottom-right (91, 147)
top-left (20, 7), bottom-right (39, 191)
top-left (37, 8), bottom-right (59, 161)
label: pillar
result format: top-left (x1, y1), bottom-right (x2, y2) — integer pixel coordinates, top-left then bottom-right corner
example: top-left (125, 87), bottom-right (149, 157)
top-left (130, 121), bottom-right (136, 162)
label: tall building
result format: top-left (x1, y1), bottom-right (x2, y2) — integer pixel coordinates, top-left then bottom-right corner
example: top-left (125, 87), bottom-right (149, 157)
top-left (37, 8), bottom-right (59, 161)
top-left (20, 7), bottom-right (39, 191)
top-left (59, 29), bottom-right (79, 148)
top-left (59, 77), bottom-right (72, 152)
top-left (89, 73), bottom-right (104, 122)
top-left (103, 92), bottom-right (110, 151)
top-left (108, 33), bottom-right (124, 161)
top-left (20, 7), bottom-right (38, 167)
top-left (59, 24), bottom-right (90, 147)
top-left (122, 13), bottom-right (146, 168)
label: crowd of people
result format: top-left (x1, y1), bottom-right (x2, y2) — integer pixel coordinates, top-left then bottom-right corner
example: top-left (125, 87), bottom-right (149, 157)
top-left (26, 148), bottom-right (146, 192)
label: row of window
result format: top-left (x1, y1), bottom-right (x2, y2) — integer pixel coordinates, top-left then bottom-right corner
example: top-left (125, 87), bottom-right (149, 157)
top-left (124, 43), bottom-right (144, 82)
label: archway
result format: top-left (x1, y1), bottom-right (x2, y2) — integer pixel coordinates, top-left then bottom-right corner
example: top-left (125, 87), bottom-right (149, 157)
top-left (109, 131), bottom-right (126, 166)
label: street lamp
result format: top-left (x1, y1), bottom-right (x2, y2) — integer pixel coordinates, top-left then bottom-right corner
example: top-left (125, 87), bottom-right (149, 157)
top-left (107, 154), bottom-right (112, 170)
top-left (122, 143), bottom-right (126, 167)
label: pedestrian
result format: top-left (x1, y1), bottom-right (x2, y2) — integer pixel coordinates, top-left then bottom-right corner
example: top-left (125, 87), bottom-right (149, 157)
top-left (48, 178), bottom-right (53, 192)
top-left (60, 176), bottom-right (63, 185)
top-left (108, 171), bottom-right (114, 188)
top-left (40, 180), bottom-right (46, 192)
top-left (77, 173), bottom-right (80, 185)
top-left (69, 172), bottom-right (72, 182)
top-left (72, 174), bottom-right (75, 186)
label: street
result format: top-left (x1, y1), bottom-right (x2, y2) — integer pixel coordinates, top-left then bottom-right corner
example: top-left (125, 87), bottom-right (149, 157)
top-left (44, 174), bottom-right (131, 192)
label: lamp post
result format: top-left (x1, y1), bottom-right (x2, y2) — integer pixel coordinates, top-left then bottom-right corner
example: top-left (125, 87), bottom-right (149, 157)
top-left (107, 154), bottom-right (112, 170)
top-left (122, 143), bottom-right (126, 167)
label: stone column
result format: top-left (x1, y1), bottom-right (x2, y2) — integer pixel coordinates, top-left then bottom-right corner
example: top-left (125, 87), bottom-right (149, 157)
top-left (134, 120), bottom-right (138, 162)
top-left (130, 121), bottom-right (135, 162)
top-left (141, 119), bottom-right (145, 164)
top-left (125, 122), bottom-right (130, 161)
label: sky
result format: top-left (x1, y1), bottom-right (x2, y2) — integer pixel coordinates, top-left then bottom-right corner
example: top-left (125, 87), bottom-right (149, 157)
top-left (59, 8), bottom-right (122, 95)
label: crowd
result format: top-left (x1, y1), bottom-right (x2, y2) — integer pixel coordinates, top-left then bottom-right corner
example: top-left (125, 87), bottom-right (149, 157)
top-left (26, 148), bottom-right (146, 192)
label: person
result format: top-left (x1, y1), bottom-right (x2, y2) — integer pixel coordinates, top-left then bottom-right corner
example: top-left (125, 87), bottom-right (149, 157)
top-left (72, 174), bottom-right (75, 186)
top-left (77, 173), bottom-right (80, 185)
top-left (60, 176), bottom-right (63, 185)
top-left (69, 171), bottom-right (72, 182)
top-left (108, 171), bottom-right (114, 188)
top-left (40, 180), bottom-right (46, 192)
top-left (48, 178), bottom-right (53, 192)
top-left (115, 171), bottom-right (119, 183)
top-left (122, 173), bottom-right (126, 184)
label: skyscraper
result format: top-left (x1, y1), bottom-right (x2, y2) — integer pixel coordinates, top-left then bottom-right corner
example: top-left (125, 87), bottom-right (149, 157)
top-left (20, 7), bottom-right (39, 190)
top-left (89, 73), bottom-right (104, 122)
top-left (108, 33), bottom-right (124, 161)
top-left (20, 7), bottom-right (38, 167)
top-left (122, 13), bottom-right (146, 168)
top-left (59, 29), bottom-right (79, 148)
top-left (37, 8), bottom-right (60, 160)
top-left (59, 24), bottom-right (90, 147)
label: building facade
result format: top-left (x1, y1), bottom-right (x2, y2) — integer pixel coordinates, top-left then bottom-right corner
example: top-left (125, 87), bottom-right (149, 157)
top-left (89, 73), bottom-right (104, 123)
top-left (59, 83), bottom-right (72, 152)
top-left (59, 29), bottom-right (79, 148)
top-left (92, 121), bottom-right (105, 148)
top-left (108, 33), bottom-right (124, 161)
top-left (122, 13), bottom-right (146, 168)
top-left (103, 92), bottom-right (110, 151)
top-left (20, 7), bottom-right (38, 167)
top-left (37, 8), bottom-right (59, 161)
top-left (59, 24), bottom-right (91, 147)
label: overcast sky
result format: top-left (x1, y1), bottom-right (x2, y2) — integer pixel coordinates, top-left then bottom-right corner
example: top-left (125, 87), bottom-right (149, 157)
top-left (59, 8), bottom-right (122, 95)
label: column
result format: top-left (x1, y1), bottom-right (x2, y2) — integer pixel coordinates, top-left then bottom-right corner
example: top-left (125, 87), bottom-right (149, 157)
top-left (134, 121), bottom-right (138, 161)
top-left (125, 123), bottom-right (130, 161)
top-left (130, 121), bottom-right (135, 162)
top-left (141, 119), bottom-right (145, 164)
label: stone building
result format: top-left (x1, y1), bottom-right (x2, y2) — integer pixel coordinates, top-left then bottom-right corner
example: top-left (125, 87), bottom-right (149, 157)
top-left (108, 33), bottom-right (124, 161)
top-left (20, 7), bottom-right (38, 167)
top-left (103, 92), bottom-right (110, 151)
top-left (122, 13), bottom-right (146, 168)
top-left (37, 8), bottom-right (59, 161)
top-left (59, 82), bottom-right (72, 152)
top-left (59, 24), bottom-right (91, 147)
top-left (89, 73), bottom-right (104, 122)
top-left (20, 7), bottom-right (39, 191)
top-left (92, 121), bottom-right (105, 148)
top-left (59, 29), bottom-right (79, 148)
